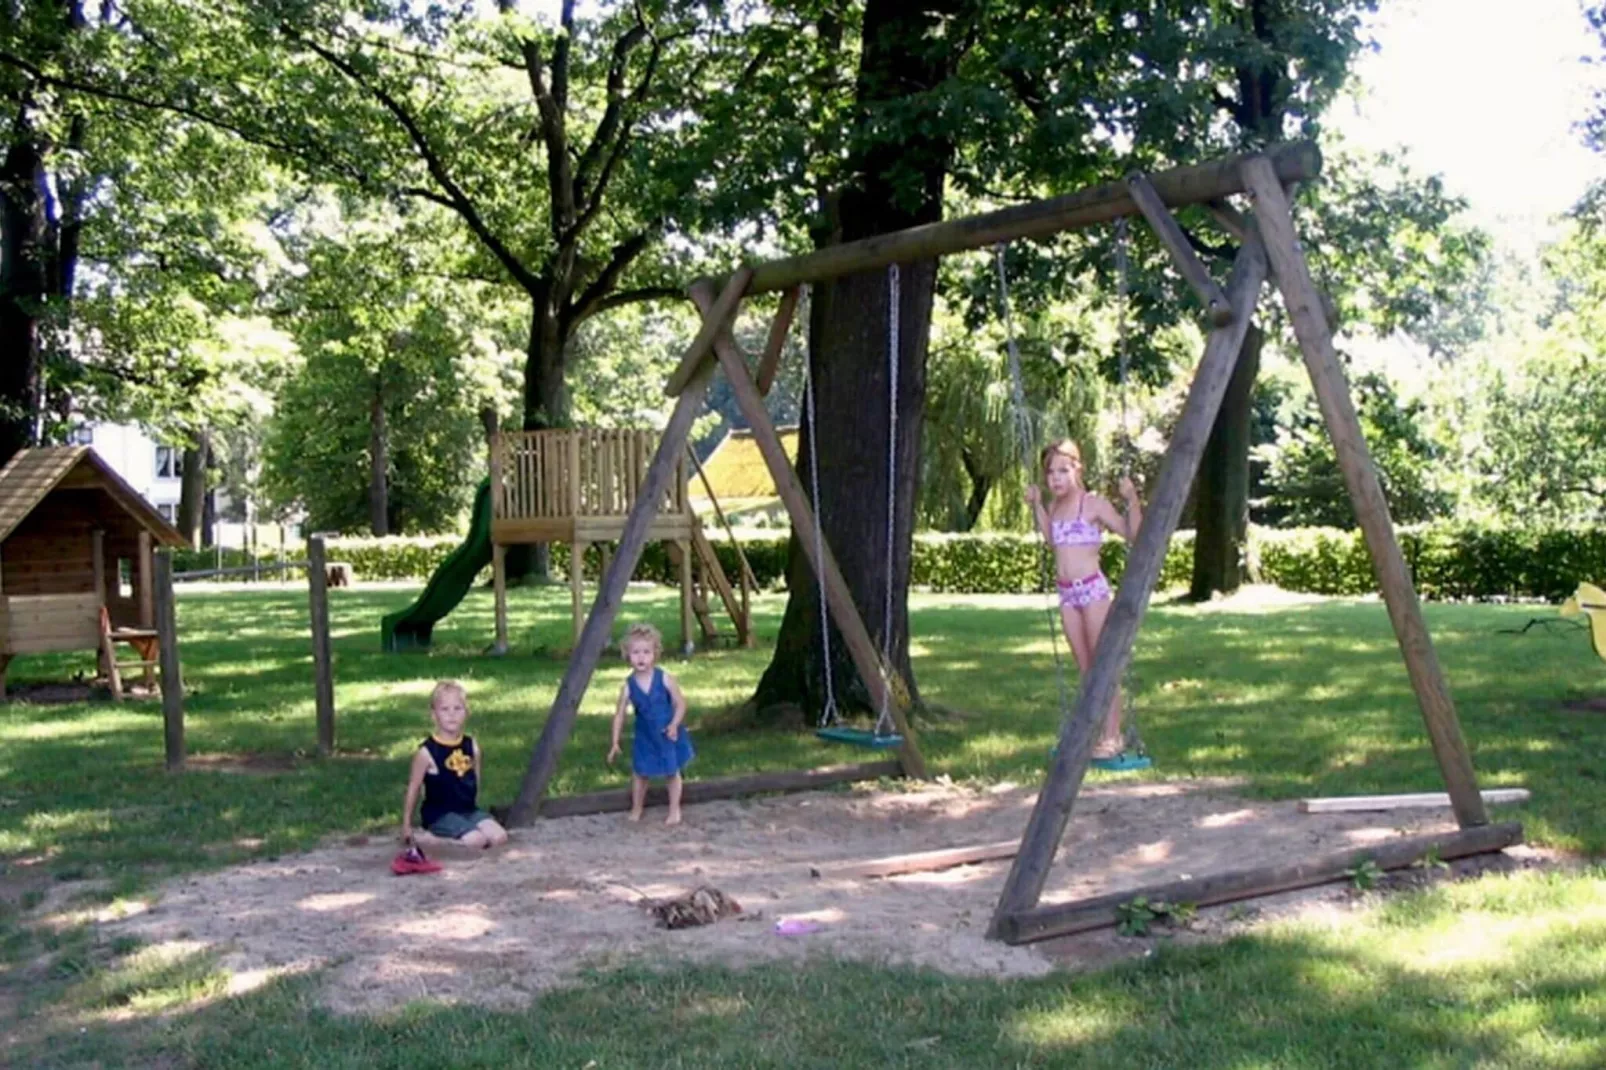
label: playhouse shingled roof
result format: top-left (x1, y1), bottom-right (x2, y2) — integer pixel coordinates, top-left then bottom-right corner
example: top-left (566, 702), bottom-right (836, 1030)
top-left (0, 447), bottom-right (186, 546)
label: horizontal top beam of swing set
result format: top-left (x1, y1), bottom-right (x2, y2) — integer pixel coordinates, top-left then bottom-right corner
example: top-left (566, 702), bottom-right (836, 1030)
top-left (735, 141), bottom-right (1317, 295)
top-left (665, 142), bottom-right (1319, 396)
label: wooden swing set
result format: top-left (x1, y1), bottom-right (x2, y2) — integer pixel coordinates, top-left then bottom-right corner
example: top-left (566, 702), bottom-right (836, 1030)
top-left (501, 141), bottom-right (1521, 936)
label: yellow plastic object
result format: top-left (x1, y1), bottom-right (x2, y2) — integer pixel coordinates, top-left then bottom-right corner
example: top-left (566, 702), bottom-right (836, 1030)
top-left (1564, 583), bottom-right (1606, 660)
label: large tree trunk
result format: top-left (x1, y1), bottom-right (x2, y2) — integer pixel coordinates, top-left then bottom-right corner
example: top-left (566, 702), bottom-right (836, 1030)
top-left (750, 0), bottom-right (967, 723)
top-left (1188, 324), bottom-right (1262, 599)
top-left (505, 292), bottom-right (568, 583)
top-left (0, 134), bottom-right (48, 466)
top-left (961, 450), bottom-right (992, 531)
top-left (177, 430), bottom-right (210, 546)
top-left (368, 376), bottom-right (389, 536)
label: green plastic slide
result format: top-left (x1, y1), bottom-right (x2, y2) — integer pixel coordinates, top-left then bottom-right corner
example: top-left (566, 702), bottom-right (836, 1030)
top-left (381, 479), bottom-right (493, 652)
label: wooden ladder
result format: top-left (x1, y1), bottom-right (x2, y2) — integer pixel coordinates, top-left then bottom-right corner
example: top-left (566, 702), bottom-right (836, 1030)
top-left (99, 607), bottom-right (160, 701)
top-left (686, 522), bottom-right (753, 648)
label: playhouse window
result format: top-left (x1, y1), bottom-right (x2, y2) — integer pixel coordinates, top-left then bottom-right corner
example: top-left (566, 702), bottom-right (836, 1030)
top-left (118, 558), bottom-right (133, 599)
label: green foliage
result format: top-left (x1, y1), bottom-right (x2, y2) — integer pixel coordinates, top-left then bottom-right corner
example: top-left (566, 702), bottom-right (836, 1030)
top-left (1346, 857), bottom-right (1385, 892)
top-left (1115, 896), bottom-right (1198, 937)
top-left (259, 209), bottom-right (518, 533)
top-left (180, 521), bottom-right (1606, 603)
top-left (1257, 372), bottom-right (1453, 528)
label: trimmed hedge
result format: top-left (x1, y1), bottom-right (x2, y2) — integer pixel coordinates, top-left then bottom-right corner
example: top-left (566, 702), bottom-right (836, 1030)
top-left (172, 524), bottom-right (1606, 603)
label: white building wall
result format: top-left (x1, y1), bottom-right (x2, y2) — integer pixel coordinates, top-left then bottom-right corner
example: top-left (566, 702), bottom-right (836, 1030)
top-left (72, 422), bottom-right (183, 521)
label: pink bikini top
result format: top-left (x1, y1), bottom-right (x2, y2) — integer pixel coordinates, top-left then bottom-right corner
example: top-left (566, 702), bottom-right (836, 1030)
top-left (1050, 497), bottom-right (1102, 548)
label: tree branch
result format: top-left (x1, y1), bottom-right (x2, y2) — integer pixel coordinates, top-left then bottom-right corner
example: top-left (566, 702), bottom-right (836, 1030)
top-left (291, 32), bottom-right (542, 295)
top-left (579, 285), bottom-right (685, 319)
top-left (0, 48), bottom-right (374, 190)
top-left (568, 229), bottom-right (660, 323)
top-left (572, 18), bottom-right (650, 209)
top-left (514, 12), bottom-right (575, 236)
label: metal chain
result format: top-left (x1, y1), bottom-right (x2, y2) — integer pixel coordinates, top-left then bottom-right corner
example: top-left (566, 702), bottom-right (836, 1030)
top-left (994, 243), bottom-right (1074, 731)
top-left (1113, 218), bottom-right (1144, 756)
top-left (802, 286), bottom-right (838, 729)
top-left (875, 264), bottom-right (900, 738)
top-left (1115, 216), bottom-right (1132, 478)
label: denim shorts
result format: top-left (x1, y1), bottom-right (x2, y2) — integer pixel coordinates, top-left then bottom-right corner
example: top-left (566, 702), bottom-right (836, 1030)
top-left (428, 809), bottom-right (493, 839)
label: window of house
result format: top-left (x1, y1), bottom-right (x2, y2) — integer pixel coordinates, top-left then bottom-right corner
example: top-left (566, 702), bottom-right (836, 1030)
top-left (155, 445), bottom-right (182, 480)
top-left (68, 425), bottom-right (93, 446)
top-left (157, 503), bottom-right (177, 523)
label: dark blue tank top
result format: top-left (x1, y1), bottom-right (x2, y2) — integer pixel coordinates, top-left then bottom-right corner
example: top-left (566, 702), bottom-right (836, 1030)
top-left (420, 735), bottom-right (477, 827)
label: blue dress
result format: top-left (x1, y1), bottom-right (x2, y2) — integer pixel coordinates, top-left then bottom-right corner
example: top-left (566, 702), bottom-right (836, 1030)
top-left (628, 668), bottom-right (695, 777)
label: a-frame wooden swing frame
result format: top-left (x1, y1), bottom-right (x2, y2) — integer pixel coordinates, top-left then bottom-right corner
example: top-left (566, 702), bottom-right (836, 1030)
top-left (504, 142), bottom-right (1519, 917)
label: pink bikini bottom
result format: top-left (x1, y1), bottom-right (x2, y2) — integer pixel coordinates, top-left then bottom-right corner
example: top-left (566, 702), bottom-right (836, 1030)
top-left (1057, 572), bottom-right (1112, 609)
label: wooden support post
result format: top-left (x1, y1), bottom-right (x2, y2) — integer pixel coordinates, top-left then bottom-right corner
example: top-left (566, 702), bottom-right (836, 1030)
top-left (533, 760), bottom-right (900, 819)
top-left (306, 533), bottom-right (336, 757)
top-left (570, 540), bottom-right (587, 647)
top-left (1126, 173), bottom-right (1232, 326)
top-left (998, 822), bottom-right (1523, 945)
top-left (153, 550), bottom-right (185, 772)
top-left (506, 268), bottom-right (754, 826)
top-left (676, 539), bottom-right (694, 655)
top-left (1299, 788), bottom-right (1529, 814)
top-left (491, 542), bottom-right (509, 656)
top-left (709, 142), bottom-right (1319, 298)
top-left (988, 241), bottom-right (1269, 939)
top-left (810, 839), bottom-right (1021, 881)
top-left (1241, 156), bottom-right (1489, 830)
top-left (137, 531), bottom-right (154, 629)
top-left (756, 285), bottom-right (802, 396)
top-left (689, 281), bottom-right (928, 779)
top-left (92, 530), bottom-right (106, 678)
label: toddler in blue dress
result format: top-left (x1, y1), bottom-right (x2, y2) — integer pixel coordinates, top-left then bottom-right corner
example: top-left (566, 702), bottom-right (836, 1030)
top-left (608, 622), bottom-right (694, 824)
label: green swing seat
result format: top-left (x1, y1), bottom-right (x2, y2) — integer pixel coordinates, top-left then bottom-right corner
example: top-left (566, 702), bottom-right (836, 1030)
top-left (815, 726), bottom-right (904, 750)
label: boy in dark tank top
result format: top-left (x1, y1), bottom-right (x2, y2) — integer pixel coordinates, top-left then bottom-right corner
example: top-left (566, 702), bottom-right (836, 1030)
top-left (402, 680), bottom-right (509, 848)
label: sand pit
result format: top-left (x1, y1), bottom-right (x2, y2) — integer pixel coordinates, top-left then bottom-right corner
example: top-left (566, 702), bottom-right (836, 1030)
top-left (101, 778), bottom-right (1466, 1012)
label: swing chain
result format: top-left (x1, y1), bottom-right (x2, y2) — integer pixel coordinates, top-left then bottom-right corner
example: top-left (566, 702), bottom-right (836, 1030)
top-left (802, 286), bottom-right (839, 730)
top-left (875, 264), bottom-right (900, 739)
top-left (994, 242), bottom-right (1075, 731)
top-left (1115, 216), bottom-right (1133, 479)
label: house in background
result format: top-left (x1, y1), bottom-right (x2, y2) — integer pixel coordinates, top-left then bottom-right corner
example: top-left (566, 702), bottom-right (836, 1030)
top-left (689, 426), bottom-right (797, 527)
top-left (65, 423), bottom-right (287, 553)
top-left (65, 423), bottom-right (184, 524)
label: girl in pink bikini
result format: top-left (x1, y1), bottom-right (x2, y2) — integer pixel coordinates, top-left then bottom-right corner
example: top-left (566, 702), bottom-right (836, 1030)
top-left (1025, 439), bottom-right (1145, 765)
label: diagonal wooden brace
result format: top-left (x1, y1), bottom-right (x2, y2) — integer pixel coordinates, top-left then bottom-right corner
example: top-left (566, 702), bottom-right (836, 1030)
top-left (1126, 173), bottom-right (1233, 327)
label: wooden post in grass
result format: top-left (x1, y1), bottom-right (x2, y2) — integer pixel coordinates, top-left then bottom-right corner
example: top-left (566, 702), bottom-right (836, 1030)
top-left (688, 280), bottom-right (928, 779)
top-left (154, 550), bottom-right (185, 772)
top-left (1241, 156), bottom-right (1488, 830)
top-left (988, 239), bottom-right (1268, 939)
top-left (505, 268), bottom-right (754, 826)
top-left (307, 533), bottom-right (336, 756)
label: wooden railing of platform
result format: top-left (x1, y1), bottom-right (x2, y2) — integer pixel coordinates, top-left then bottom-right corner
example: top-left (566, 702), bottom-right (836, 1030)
top-left (488, 428), bottom-right (749, 650)
top-left (491, 429), bottom-right (694, 544)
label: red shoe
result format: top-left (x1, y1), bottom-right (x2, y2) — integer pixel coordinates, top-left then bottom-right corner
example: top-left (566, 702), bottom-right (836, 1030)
top-left (391, 842), bottom-right (442, 876)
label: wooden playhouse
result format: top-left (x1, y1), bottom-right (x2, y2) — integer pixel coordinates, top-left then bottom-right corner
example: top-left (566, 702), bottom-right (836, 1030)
top-left (0, 447), bottom-right (185, 696)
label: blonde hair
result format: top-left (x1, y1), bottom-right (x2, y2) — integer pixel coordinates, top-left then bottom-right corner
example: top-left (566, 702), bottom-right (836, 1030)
top-left (621, 622), bottom-right (663, 659)
top-left (1040, 439), bottom-right (1082, 472)
top-left (430, 679), bottom-right (468, 709)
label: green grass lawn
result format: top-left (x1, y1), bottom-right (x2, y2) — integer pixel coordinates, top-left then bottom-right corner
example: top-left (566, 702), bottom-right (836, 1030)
top-left (2, 582), bottom-right (1605, 1067)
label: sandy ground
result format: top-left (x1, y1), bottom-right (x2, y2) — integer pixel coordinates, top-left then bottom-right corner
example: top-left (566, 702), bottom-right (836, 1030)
top-left (83, 777), bottom-right (1489, 1013)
